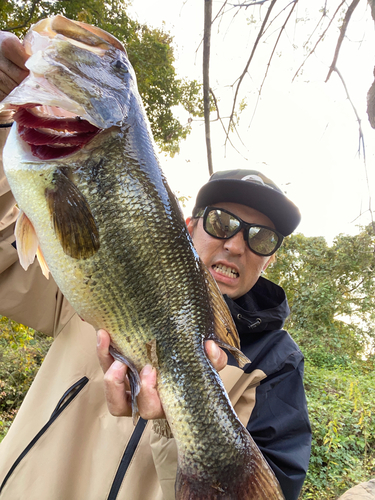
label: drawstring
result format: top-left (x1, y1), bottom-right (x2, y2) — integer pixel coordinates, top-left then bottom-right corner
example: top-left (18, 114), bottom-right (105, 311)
top-left (236, 314), bottom-right (262, 330)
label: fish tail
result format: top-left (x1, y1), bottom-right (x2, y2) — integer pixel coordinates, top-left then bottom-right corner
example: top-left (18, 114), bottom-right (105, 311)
top-left (175, 431), bottom-right (285, 500)
top-left (175, 466), bottom-right (285, 500)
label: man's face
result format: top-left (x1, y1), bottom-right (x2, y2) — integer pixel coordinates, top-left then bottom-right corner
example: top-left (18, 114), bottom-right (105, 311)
top-left (187, 202), bottom-right (274, 300)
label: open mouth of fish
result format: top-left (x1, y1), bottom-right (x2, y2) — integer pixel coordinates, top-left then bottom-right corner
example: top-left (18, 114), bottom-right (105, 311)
top-left (0, 15), bottom-right (132, 159)
top-left (13, 106), bottom-right (101, 160)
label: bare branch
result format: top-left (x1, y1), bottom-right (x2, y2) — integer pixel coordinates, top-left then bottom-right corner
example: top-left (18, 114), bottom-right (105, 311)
top-left (302, 10), bottom-right (326, 53)
top-left (196, 2), bottom-right (232, 65)
top-left (261, 0), bottom-right (297, 38)
top-left (230, 0), bottom-right (272, 6)
top-left (346, 277), bottom-right (366, 294)
top-left (203, 0), bottom-right (214, 176)
top-left (292, 0), bottom-right (346, 82)
top-left (326, 0), bottom-right (362, 82)
top-left (225, 0), bottom-right (278, 143)
top-left (249, 0), bottom-right (298, 128)
top-left (210, 89), bottom-right (245, 157)
top-left (212, 0), bottom-right (230, 24)
top-left (334, 67), bottom-right (375, 237)
top-left (334, 67), bottom-right (365, 159)
top-left (3, 0), bottom-right (40, 31)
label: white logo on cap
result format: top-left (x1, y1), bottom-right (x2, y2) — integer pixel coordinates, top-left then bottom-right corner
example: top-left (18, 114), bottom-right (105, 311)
top-left (241, 174), bottom-right (265, 186)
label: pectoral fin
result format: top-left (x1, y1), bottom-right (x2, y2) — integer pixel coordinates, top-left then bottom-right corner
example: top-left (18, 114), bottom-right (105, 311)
top-left (15, 210), bottom-right (39, 271)
top-left (36, 246), bottom-right (50, 279)
top-left (202, 264), bottom-right (250, 368)
top-left (45, 168), bottom-right (100, 260)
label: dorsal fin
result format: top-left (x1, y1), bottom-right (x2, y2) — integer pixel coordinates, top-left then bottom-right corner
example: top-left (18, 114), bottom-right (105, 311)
top-left (202, 263), bottom-right (250, 368)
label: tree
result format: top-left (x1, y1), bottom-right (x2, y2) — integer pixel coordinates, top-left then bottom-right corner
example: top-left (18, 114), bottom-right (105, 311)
top-left (0, 0), bottom-right (205, 155)
top-left (265, 225), bottom-right (375, 367)
top-left (202, 0), bottom-right (375, 176)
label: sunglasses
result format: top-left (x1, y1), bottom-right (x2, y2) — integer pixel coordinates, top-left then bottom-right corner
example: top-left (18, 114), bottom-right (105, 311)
top-left (194, 207), bottom-right (284, 257)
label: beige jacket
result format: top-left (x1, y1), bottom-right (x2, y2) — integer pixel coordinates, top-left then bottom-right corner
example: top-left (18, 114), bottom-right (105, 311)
top-left (0, 128), bottom-right (259, 500)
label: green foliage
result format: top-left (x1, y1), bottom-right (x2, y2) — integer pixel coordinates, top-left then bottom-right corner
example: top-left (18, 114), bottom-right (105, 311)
top-left (264, 225), bottom-right (375, 497)
top-left (0, 0), bottom-right (204, 155)
top-left (0, 316), bottom-right (52, 441)
top-left (127, 25), bottom-right (203, 156)
top-left (300, 362), bottom-right (375, 499)
top-left (265, 225), bottom-right (375, 368)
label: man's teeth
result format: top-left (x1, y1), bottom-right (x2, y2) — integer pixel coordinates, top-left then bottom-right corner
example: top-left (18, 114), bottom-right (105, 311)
top-left (213, 264), bottom-right (239, 278)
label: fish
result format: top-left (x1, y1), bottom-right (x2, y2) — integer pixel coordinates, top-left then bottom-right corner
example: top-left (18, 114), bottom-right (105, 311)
top-left (0, 16), bottom-right (285, 499)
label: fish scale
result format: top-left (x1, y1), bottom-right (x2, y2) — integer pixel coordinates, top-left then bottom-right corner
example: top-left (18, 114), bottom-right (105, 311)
top-left (1, 15), bottom-right (285, 499)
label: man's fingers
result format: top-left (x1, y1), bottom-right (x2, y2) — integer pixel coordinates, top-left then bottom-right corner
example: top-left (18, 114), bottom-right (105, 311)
top-left (0, 33), bottom-right (28, 71)
top-left (0, 71), bottom-right (19, 102)
top-left (98, 328), bottom-right (133, 417)
top-left (103, 360), bottom-right (132, 417)
top-left (96, 329), bottom-right (115, 374)
top-left (98, 332), bottom-right (226, 419)
top-left (97, 329), bottom-right (164, 418)
top-left (137, 365), bottom-right (165, 420)
top-left (102, 360), bottom-right (165, 419)
top-left (205, 340), bottom-right (228, 372)
top-left (0, 32), bottom-right (29, 101)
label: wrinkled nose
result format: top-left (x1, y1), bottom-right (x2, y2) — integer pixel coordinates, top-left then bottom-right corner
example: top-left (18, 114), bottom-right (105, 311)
top-left (223, 230), bottom-right (247, 255)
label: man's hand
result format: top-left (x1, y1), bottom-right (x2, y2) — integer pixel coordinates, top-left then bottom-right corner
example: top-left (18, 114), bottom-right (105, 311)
top-left (0, 32), bottom-right (29, 121)
top-left (97, 329), bottom-right (228, 420)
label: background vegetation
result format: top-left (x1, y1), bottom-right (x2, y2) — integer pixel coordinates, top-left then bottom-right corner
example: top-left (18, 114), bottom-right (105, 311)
top-left (0, 317), bottom-right (52, 440)
top-left (265, 224), bottom-right (375, 499)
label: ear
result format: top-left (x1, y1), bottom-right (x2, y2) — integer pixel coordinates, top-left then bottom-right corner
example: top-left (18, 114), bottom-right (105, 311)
top-left (186, 217), bottom-right (194, 236)
top-left (262, 260), bottom-right (271, 272)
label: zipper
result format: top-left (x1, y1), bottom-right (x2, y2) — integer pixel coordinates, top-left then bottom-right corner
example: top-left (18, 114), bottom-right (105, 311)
top-left (107, 417), bottom-right (148, 500)
top-left (0, 376), bottom-right (89, 495)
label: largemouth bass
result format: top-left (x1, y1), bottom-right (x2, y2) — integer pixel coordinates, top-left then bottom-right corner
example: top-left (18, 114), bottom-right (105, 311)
top-left (1, 16), bottom-right (284, 499)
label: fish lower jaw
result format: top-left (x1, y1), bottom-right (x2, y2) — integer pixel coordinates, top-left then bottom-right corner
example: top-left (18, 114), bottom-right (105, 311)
top-left (13, 107), bottom-right (101, 160)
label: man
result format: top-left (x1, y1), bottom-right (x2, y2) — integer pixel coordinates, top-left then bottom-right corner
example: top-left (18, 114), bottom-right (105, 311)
top-left (0, 31), bottom-right (311, 500)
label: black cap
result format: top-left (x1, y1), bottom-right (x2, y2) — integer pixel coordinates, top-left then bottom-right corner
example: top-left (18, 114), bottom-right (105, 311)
top-left (192, 169), bottom-right (301, 237)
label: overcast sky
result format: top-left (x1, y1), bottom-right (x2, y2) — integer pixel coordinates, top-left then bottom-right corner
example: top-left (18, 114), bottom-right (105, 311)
top-left (128, 0), bottom-right (375, 243)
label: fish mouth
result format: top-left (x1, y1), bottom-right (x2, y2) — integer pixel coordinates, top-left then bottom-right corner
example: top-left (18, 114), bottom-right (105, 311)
top-left (0, 15), bottom-right (129, 153)
top-left (13, 106), bottom-right (101, 160)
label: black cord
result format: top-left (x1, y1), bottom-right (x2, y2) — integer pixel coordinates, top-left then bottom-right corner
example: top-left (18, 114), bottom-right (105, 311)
top-left (0, 123), bottom-right (13, 128)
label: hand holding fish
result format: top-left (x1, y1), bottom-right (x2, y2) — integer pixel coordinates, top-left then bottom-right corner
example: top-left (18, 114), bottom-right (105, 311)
top-left (0, 32), bottom-right (28, 121)
top-left (97, 329), bottom-right (228, 419)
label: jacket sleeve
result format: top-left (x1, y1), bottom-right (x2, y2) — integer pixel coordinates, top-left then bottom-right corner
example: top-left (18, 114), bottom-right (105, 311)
top-left (149, 421), bottom-right (178, 500)
top-left (246, 350), bottom-right (311, 500)
top-left (0, 128), bottom-right (74, 336)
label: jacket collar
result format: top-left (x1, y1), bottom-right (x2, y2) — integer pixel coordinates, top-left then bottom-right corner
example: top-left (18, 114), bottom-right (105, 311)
top-left (224, 276), bottom-right (290, 337)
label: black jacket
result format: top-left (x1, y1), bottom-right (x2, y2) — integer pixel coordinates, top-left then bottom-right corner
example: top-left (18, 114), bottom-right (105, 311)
top-left (225, 276), bottom-right (312, 500)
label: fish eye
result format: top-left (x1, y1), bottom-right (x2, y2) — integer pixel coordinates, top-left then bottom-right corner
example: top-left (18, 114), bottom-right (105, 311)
top-left (113, 60), bottom-right (128, 73)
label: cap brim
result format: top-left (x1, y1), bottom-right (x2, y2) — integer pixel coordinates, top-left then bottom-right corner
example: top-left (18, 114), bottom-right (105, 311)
top-left (193, 179), bottom-right (301, 236)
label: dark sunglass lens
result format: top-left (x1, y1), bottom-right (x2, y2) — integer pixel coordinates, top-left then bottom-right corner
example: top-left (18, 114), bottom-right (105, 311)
top-left (205, 209), bottom-right (240, 238)
top-left (248, 227), bottom-right (278, 255)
